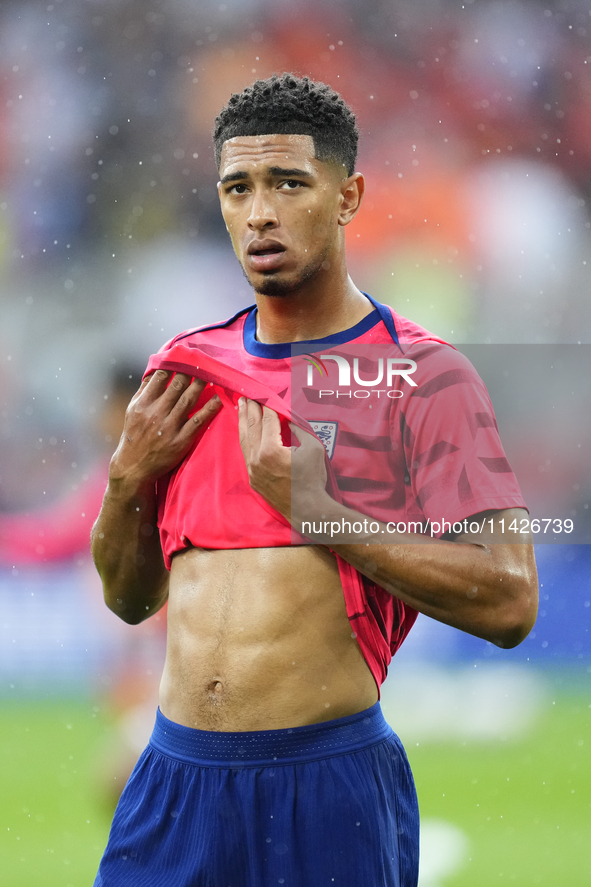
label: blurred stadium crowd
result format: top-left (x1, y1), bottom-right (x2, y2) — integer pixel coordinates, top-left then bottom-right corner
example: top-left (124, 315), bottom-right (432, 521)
top-left (0, 0), bottom-right (589, 679)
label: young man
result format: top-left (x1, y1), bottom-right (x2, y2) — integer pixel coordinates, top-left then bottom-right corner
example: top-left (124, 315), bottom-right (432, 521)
top-left (92, 74), bottom-right (538, 887)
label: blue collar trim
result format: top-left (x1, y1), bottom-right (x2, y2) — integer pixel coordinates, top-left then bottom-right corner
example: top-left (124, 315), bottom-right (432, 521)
top-left (242, 293), bottom-right (399, 359)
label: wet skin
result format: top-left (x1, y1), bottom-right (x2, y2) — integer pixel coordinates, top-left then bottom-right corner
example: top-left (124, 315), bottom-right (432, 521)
top-left (217, 133), bottom-right (372, 340)
top-left (160, 137), bottom-right (378, 729)
top-left (95, 135), bottom-right (378, 731)
top-left (161, 545), bottom-right (378, 731)
top-left (93, 134), bottom-right (537, 733)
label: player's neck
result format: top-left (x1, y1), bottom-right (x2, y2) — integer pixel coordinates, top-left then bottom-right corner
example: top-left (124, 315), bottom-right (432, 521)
top-left (254, 274), bottom-right (372, 345)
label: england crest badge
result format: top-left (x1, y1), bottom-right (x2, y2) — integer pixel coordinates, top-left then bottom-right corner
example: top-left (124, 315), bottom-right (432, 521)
top-left (309, 421), bottom-right (338, 459)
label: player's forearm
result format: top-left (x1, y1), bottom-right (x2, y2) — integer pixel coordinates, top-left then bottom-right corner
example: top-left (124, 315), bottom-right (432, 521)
top-left (91, 475), bottom-right (169, 625)
top-left (297, 499), bottom-right (538, 648)
top-left (90, 370), bottom-right (222, 623)
top-left (237, 402), bottom-right (537, 645)
top-left (336, 536), bottom-right (536, 648)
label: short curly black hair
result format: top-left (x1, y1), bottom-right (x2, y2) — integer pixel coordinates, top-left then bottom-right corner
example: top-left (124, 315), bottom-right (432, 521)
top-left (213, 73), bottom-right (359, 176)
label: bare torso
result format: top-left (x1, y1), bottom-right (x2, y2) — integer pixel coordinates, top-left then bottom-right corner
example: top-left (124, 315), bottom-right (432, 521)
top-left (159, 546), bottom-right (378, 731)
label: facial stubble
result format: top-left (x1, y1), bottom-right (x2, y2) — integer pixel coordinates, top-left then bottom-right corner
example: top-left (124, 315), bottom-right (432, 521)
top-left (239, 245), bottom-right (332, 298)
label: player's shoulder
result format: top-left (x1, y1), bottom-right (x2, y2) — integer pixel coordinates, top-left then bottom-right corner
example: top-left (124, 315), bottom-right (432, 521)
top-left (387, 305), bottom-right (483, 381)
top-left (156, 305), bottom-right (254, 354)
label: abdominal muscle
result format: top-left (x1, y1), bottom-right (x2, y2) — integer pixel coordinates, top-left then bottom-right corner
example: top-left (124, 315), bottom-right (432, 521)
top-left (159, 545), bottom-right (378, 732)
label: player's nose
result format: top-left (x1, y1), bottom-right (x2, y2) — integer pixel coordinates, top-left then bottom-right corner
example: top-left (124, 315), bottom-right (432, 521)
top-left (247, 189), bottom-right (279, 230)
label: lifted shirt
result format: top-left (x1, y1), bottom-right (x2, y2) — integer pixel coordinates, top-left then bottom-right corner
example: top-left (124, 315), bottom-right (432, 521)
top-left (144, 295), bottom-right (526, 691)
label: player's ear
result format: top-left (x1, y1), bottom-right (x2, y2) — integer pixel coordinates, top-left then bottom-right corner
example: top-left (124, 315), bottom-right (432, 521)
top-left (338, 172), bottom-right (364, 227)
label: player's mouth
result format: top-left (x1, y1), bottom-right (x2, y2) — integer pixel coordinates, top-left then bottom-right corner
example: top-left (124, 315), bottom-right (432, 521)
top-left (246, 239), bottom-right (287, 272)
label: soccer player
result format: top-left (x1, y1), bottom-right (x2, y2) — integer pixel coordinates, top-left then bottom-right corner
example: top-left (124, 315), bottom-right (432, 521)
top-left (92, 74), bottom-right (538, 886)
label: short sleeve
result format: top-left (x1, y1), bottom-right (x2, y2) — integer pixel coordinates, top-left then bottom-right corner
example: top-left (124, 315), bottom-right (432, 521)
top-left (398, 342), bottom-right (526, 528)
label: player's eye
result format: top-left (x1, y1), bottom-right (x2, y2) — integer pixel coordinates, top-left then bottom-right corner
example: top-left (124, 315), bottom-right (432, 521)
top-left (227, 183), bottom-right (249, 194)
top-left (280, 180), bottom-right (304, 190)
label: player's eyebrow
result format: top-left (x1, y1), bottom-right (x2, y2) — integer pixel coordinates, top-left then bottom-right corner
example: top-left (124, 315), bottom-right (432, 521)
top-left (266, 166), bottom-right (313, 179)
top-left (219, 166), bottom-right (313, 186)
top-left (219, 170), bottom-right (249, 186)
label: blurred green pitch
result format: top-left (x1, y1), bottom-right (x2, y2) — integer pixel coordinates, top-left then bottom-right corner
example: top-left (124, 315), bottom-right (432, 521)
top-left (0, 693), bottom-right (589, 886)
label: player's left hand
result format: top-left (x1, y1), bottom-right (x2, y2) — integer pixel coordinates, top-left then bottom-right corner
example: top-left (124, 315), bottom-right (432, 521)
top-left (238, 398), bottom-right (329, 522)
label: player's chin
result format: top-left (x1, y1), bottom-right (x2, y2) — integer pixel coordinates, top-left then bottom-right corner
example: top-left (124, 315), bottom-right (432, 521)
top-left (245, 268), bottom-right (299, 297)
top-left (255, 276), bottom-right (299, 297)
top-left (251, 262), bottom-right (323, 297)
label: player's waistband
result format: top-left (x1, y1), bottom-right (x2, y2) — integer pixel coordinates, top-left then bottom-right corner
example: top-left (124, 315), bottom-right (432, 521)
top-left (149, 702), bottom-right (393, 768)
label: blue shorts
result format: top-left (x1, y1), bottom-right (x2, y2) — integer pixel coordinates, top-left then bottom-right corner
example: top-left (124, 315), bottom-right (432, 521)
top-left (94, 702), bottom-right (419, 887)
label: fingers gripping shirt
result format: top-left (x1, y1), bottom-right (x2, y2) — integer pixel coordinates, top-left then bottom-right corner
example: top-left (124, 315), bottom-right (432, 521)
top-left (144, 297), bottom-right (526, 691)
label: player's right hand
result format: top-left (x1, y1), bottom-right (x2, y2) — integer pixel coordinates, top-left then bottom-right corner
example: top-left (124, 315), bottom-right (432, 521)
top-left (108, 370), bottom-right (222, 488)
